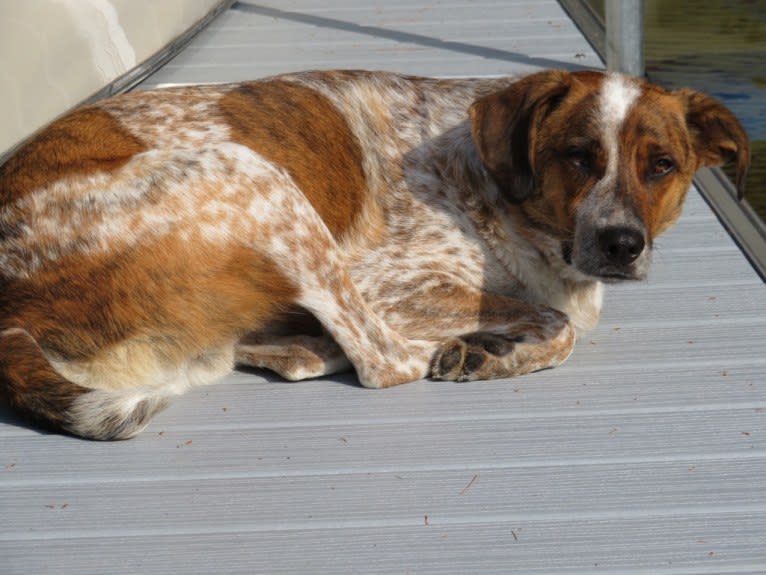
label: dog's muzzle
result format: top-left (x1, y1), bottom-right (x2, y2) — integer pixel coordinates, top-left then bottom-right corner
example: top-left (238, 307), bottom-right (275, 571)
top-left (571, 222), bottom-right (648, 281)
top-left (570, 210), bottom-right (650, 282)
top-left (569, 181), bottom-right (651, 282)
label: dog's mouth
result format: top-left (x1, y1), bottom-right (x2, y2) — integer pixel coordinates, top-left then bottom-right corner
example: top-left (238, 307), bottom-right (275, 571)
top-left (561, 240), bottom-right (647, 282)
top-left (595, 270), bottom-right (643, 283)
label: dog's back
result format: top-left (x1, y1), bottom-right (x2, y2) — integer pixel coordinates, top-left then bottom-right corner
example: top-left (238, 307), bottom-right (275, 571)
top-left (0, 72), bottom-right (469, 437)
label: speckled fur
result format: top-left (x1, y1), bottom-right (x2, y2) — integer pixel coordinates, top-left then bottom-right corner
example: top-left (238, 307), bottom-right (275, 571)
top-left (0, 69), bottom-right (749, 439)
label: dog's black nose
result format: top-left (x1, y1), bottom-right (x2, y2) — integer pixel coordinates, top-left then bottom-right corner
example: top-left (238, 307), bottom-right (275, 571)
top-left (598, 226), bottom-right (645, 266)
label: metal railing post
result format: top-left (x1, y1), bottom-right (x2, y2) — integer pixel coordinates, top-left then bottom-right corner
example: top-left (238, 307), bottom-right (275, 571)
top-left (605, 0), bottom-right (644, 76)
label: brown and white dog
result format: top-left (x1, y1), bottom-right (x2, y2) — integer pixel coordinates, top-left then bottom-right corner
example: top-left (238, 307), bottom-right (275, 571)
top-left (0, 69), bottom-right (749, 439)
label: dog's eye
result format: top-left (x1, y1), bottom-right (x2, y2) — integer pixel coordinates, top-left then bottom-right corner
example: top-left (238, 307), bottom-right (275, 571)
top-left (567, 148), bottom-right (589, 169)
top-left (652, 157), bottom-right (675, 177)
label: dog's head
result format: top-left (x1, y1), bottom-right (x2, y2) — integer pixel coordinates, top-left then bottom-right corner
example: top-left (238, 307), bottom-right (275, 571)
top-left (470, 69), bottom-right (750, 281)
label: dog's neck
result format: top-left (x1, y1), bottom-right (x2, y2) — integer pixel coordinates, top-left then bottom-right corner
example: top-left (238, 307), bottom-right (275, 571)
top-left (431, 122), bottom-right (604, 334)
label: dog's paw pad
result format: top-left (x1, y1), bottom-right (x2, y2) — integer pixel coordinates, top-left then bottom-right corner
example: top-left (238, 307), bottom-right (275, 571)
top-left (457, 350), bottom-right (487, 381)
top-left (431, 338), bottom-right (466, 380)
top-left (432, 332), bottom-right (522, 381)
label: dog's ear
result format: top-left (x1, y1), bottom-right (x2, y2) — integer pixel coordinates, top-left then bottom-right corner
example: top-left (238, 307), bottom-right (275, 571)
top-left (675, 88), bottom-right (751, 199)
top-left (469, 70), bottom-right (571, 203)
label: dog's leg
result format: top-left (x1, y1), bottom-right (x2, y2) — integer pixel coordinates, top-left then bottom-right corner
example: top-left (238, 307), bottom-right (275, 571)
top-left (430, 319), bottom-right (574, 382)
top-left (235, 333), bottom-right (351, 380)
top-left (377, 283), bottom-right (576, 382)
top-left (288, 269), bottom-right (438, 388)
top-left (234, 282), bottom-right (575, 384)
top-left (230, 145), bottom-right (438, 389)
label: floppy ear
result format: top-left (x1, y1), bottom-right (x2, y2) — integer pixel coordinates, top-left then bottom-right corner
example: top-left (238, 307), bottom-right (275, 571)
top-left (469, 70), bottom-right (571, 203)
top-left (675, 88), bottom-right (751, 199)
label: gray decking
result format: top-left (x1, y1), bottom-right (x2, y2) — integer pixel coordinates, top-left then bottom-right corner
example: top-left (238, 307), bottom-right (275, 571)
top-left (2, 2), bottom-right (765, 573)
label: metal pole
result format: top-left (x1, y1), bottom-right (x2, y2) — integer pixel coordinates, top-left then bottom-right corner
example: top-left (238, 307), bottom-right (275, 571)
top-left (605, 0), bottom-right (644, 76)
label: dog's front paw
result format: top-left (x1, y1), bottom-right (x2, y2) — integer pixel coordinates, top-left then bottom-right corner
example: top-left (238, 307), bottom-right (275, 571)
top-left (431, 332), bottom-right (522, 382)
top-left (430, 319), bottom-right (575, 382)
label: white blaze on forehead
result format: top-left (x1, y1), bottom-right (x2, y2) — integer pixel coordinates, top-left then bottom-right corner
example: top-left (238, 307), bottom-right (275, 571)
top-left (597, 73), bottom-right (642, 182)
top-left (599, 73), bottom-right (641, 126)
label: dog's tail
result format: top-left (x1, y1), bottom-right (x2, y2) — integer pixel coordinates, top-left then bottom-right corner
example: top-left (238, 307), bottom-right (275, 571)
top-left (0, 328), bottom-right (168, 440)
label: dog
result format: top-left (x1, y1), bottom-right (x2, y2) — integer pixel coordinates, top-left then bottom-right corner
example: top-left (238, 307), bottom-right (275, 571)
top-left (0, 69), bottom-right (749, 439)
